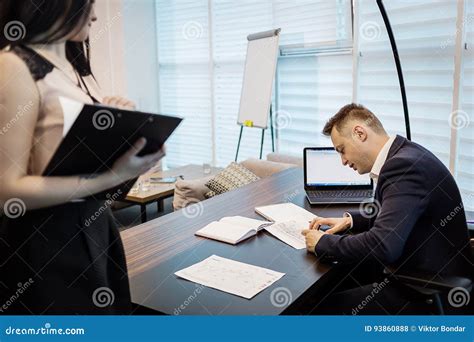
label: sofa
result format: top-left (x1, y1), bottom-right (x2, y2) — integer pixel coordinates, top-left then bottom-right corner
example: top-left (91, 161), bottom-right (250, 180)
top-left (173, 153), bottom-right (303, 210)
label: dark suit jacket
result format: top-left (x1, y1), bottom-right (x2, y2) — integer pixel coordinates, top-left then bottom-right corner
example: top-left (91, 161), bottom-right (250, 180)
top-left (315, 135), bottom-right (473, 278)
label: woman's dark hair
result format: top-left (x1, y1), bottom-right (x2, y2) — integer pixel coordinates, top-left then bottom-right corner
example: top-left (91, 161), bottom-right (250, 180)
top-left (0, 0), bottom-right (94, 76)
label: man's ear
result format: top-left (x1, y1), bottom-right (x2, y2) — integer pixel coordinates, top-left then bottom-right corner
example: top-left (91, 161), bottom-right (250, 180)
top-left (352, 125), bottom-right (368, 142)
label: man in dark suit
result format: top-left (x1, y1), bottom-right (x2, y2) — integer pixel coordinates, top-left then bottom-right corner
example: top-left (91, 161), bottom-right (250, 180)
top-left (302, 103), bottom-right (472, 314)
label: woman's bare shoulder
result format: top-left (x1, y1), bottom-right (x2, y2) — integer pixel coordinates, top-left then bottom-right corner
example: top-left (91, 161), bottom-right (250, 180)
top-left (0, 50), bottom-right (38, 82)
top-left (0, 50), bottom-right (38, 97)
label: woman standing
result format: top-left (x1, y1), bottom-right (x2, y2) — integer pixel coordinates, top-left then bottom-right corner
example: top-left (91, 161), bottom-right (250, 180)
top-left (0, 0), bottom-right (162, 314)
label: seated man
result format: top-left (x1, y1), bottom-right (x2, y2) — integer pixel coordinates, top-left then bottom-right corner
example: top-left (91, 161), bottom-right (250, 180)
top-left (302, 103), bottom-right (472, 314)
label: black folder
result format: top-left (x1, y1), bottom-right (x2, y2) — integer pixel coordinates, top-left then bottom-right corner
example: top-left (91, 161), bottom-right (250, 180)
top-left (43, 103), bottom-right (183, 200)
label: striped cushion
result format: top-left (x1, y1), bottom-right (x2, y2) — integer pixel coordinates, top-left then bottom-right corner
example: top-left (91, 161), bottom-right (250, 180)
top-left (205, 162), bottom-right (260, 196)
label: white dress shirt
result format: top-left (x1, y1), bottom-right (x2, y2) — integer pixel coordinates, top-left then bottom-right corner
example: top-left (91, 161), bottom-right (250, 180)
top-left (369, 135), bottom-right (396, 184)
top-left (344, 135), bottom-right (396, 228)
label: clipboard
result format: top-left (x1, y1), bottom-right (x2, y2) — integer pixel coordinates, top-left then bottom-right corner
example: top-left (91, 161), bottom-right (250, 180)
top-left (43, 101), bottom-right (183, 200)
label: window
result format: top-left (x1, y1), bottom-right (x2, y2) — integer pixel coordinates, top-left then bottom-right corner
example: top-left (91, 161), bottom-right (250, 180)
top-left (156, 0), bottom-right (212, 167)
top-left (276, 1), bottom-right (352, 156)
top-left (153, 0), bottom-right (473, 209)
top-left (156, 0), bottom-right (351, 166)
top-left (212, 0), bottom-right (273, 166)
top-left (459, 0), bottom-right (474, 210)
top-left (357, 0), bottom-right (473, 210)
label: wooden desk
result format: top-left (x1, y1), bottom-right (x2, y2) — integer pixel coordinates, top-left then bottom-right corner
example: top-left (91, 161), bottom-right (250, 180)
top-left (121, 168), bottom-right (359, 315)
top-left (124, 164), bottom-right (221, 222)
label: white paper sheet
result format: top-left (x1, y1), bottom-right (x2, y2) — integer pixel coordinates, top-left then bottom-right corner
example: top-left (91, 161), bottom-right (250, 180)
top-left (175, 255), bottom-right (285, 299)
top-left (59, 96), bottom-right (84, 137)
top-left (255, 203), bottom-right (317, 223)
top-left (264, 220), bottom-right (308, 249)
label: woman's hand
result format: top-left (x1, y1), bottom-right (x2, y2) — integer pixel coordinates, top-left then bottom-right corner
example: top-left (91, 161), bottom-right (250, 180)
top-left (110, 138), bottom-right (165, 182)
top-left (146, 145), bottom-right (167, 174)
top-left (308, 216), bottom-right (351, 234)
top-left (102, 96), bottom-right (136, 110)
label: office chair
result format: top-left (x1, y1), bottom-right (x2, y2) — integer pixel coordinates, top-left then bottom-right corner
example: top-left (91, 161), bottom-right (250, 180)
top-left (385, 239), bottom-right (474, 315)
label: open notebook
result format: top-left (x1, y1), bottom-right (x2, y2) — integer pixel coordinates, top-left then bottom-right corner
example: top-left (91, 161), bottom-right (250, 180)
top-left (195, 216), bottom-right (272, 245)
top-left (195, 204), bottom-right (319, 249)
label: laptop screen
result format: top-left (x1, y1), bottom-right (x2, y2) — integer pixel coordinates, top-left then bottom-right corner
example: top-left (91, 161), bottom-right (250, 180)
top-left (305, 148), bottom-right (372, 187)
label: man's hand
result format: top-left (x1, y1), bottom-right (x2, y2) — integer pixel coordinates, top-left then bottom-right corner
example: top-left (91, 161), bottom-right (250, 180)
top-left (308, 216), bottom-right (351, 234)
top-left (301, 229), bottom-right (326, 253)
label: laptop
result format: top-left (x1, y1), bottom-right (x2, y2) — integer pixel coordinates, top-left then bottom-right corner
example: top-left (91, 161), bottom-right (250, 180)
top-left (304, 147), bottom-right (374, 204)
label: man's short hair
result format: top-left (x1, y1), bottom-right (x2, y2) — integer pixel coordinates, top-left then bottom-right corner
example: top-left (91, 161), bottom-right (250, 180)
top-left (322, 103), bottom-right (386, 136)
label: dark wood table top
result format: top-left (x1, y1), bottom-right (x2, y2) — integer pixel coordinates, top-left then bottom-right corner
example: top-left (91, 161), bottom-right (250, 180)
top-left (121, 167), bottom-right (359, 315)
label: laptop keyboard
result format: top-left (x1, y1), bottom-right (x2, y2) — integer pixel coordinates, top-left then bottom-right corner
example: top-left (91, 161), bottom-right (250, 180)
top-left (308, 190), bottom-right (373, 198)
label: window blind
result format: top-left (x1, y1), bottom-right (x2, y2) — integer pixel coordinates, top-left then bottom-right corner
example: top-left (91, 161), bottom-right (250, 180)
top-left (358, 0), bottom-right (472, 210)
top-left (459, 0), bottom-right (474, 210)
top-left (156, 0), bottom-right (212, 166)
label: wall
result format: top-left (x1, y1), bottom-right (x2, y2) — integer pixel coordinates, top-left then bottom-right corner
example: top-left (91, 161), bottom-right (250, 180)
top-left (89, 0), bottom-right (160, 112)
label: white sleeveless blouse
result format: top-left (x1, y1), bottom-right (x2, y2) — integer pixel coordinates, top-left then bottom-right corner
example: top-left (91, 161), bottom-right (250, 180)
top-left (24, 45), bottom-right (103, 175)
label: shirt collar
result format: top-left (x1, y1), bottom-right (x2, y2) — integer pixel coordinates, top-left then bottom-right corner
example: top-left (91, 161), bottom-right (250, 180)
top-left (370, 136), bottom-right (396, 183)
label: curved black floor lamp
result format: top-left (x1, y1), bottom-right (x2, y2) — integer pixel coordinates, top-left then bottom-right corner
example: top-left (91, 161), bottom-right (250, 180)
top-left (376, 0), bottom-right (412, 140)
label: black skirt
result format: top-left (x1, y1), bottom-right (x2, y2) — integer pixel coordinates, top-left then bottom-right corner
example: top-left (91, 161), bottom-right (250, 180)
top-left (0, 200), bottom-right (131, 314)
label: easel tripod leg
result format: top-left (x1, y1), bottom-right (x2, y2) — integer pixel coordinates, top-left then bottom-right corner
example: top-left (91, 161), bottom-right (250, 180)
top-left (235, 126), bottom-right (244, 162)
top-left (270, 109), bottom-right (275, 152)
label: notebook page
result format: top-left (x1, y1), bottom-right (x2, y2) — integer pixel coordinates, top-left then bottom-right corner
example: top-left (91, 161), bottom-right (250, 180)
top-left (220, 216), bottom-right (272, 231)
top-left (195, 221), bottom-right (255, 244)
top-left (255, 203), bottom-right (317, 222)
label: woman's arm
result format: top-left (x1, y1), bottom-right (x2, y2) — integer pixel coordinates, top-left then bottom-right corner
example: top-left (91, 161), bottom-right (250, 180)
top-left (0, 53), bottom-right (163, 211)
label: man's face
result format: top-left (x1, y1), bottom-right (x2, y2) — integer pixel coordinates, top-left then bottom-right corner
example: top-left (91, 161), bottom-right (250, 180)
top-left (330, 125), bottom-right (373, 174)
